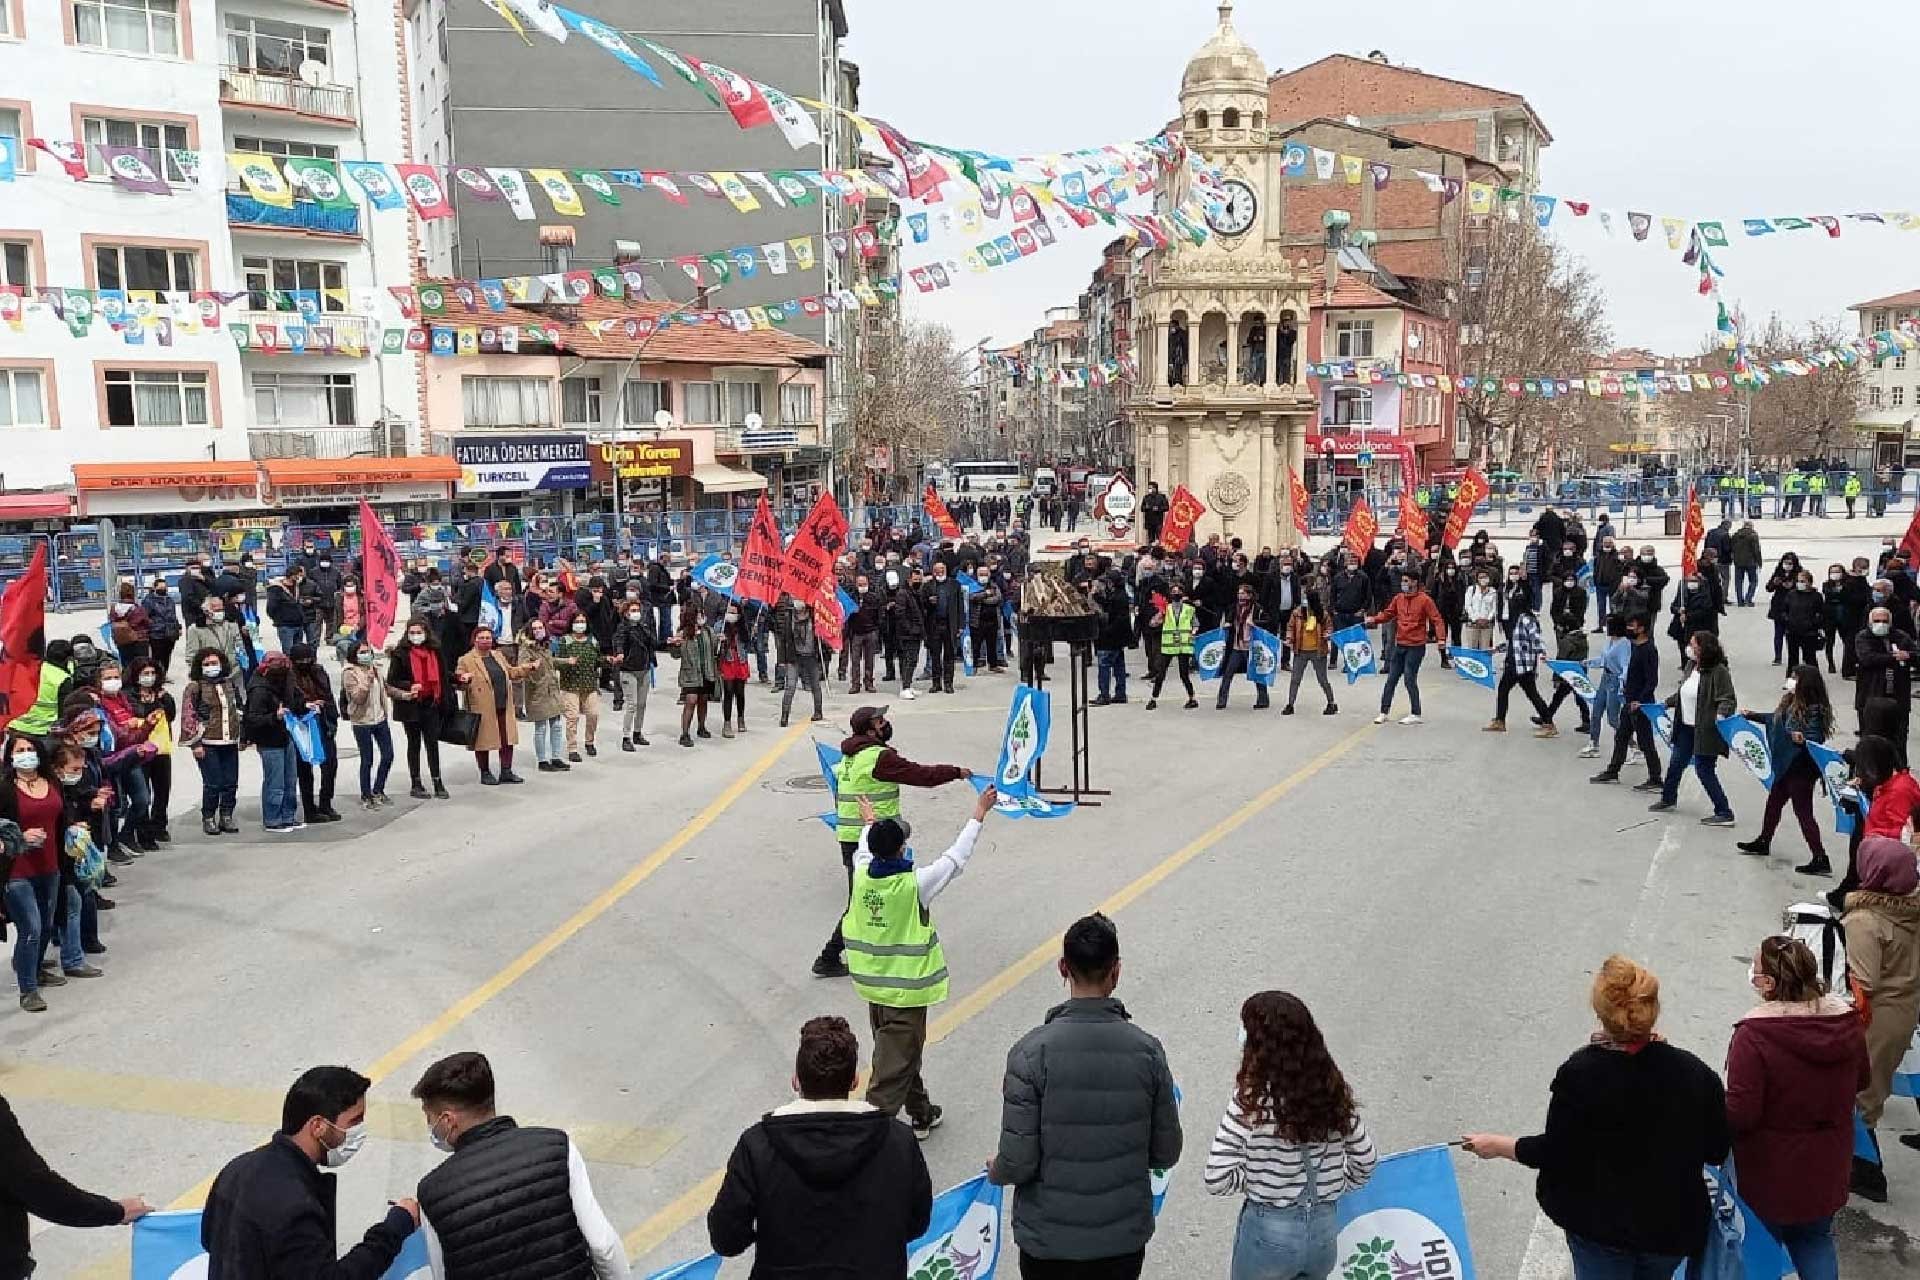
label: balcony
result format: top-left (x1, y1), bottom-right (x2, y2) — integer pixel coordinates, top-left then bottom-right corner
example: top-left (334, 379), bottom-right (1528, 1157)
top-left (227, 192), bottom-right (361, 239)
top-left (219, 66), bottom-right (357, 125)
top-left (715, 425), bottom-right (815, 453)
top-left (247, 426), bottom-right (392, 461)
top-left (234, 309), bottom-right (376, 354)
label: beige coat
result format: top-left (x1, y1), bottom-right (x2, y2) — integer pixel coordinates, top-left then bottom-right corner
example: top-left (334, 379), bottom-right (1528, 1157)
top-left (1844, 888), bottom-right (1920, 1123)
top-left (454, 648), bottom-right (528, 752)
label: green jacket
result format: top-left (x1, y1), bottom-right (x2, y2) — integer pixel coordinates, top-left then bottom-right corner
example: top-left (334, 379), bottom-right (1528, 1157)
top-left (1666, 661), bottom-right (1737, 756)
top-left (9, 661), bottom-right (70, 735)
top-left (553, 636), bottom-right (602, 694)
top-left (676, 629), bottom-right (719, 690)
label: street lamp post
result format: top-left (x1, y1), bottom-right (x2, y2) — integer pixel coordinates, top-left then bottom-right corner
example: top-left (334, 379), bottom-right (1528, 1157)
top-left (607, 291), bottom-right (714, 559)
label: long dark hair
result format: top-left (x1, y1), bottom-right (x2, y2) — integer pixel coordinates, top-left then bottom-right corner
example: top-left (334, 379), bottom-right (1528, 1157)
top-left (1853, 734), bottom-right (1903, 792)
top-left (1691, 630), bottom-right (1726, 669)
top-left (1781, 663), bottom-right (1831, 723)
top-left (1235, 991), bottom-right (1357, 1142)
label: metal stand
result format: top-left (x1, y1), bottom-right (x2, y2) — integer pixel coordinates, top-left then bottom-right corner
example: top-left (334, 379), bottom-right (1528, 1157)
top-left (1033, 639), bottom-right (1109, 807)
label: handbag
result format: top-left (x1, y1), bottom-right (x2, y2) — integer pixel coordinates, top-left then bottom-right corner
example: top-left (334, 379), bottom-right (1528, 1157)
top-left (438, 708), bottom-right (483, 747)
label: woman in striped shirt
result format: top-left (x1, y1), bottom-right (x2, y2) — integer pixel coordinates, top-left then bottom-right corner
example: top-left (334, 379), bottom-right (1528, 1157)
top-left (1206, 991), bottom-right (1377, 1280)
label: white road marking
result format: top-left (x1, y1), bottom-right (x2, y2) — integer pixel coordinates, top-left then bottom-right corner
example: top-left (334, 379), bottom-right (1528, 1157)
top-left (1513, 825), bottom-right (1678, 1280)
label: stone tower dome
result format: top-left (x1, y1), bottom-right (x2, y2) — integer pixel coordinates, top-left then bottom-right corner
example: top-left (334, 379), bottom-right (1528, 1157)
top-left (1179, 3), bottom-right (1269, 143)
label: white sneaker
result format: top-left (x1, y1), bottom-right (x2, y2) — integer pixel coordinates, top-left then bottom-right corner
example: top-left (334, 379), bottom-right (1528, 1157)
top-left (1398, 714), bottom-right (1423, 726)
top-left (1372, 713), bottom-right (1389, 724)
top-left (901, 687), bottom-right (918, 700)
top-left (1578, 743), bottom-right (1600, 758)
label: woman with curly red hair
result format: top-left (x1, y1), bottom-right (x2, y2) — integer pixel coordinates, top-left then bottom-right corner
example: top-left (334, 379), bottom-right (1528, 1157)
top-left (1204, 990), bottom-right (1376, 1280)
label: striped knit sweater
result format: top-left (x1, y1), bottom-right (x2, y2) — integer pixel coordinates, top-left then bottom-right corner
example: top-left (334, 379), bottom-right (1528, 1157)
top-left (1203, 1099), bottom-right (1377, 1208)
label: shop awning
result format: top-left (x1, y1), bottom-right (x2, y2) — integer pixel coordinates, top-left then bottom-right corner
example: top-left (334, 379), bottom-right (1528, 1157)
top-left (258, 457), bottom-right (461, 485)
top-left (692, 462), bottom-right (767, 494)
top-left (73, 462), bottom-right (258, 490)
top-left (0, 493), bottom-right (72, 520)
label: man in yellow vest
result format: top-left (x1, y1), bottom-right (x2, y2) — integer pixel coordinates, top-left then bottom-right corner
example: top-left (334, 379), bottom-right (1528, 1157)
top-left (844, 784), bottom-right (998, 1139)
top-left (812, 705), bottom-right (971, 978)
top-left (1145, 584), bottom-right (1198, 710)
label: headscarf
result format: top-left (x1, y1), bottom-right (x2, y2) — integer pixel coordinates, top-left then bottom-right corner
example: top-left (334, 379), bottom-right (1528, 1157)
top-left (1855, 835), bottom-right (1919, 896)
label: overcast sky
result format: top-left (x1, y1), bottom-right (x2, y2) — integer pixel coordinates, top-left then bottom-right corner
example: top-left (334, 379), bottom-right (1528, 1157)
top-left (843, 0), bottom-right (1918, 357)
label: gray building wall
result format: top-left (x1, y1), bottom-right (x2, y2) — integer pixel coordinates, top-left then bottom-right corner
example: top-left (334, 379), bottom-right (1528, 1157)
top-left (444, 1), bottom-right (847, 345)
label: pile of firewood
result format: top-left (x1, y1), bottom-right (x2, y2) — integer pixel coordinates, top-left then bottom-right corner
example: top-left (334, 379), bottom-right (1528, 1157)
top-left (1021, 570), bottom-right (1094, 618)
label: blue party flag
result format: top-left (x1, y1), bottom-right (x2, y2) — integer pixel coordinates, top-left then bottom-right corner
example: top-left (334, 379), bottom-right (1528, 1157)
top-left (1331, 625), bottom-right (1378, 685)
top-left (1193, 627), bottom-right (1228, 680)
top-left (1717, 714), bottom-right (1775, 789)
top-left (1448, 647), bottom-right (1499, 689)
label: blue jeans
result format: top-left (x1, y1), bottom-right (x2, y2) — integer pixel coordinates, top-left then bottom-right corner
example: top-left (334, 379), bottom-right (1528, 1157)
top-left (532, 715), bottom-right (564, 762)
top-left (1768, 1217), bottom-right (1836, 1280)
top-left (352, 721), bottom-right (394, 797)
top-left (1594, 586), bottom-right (1610, 625)
top-left (1379, 642), bottom-right (1426, 715)
top-left (276, 624), bottom-right (304, 654)
top-left (1231, 1197), bottom-right (1339, 1280)
top-left (1588, 673), bottom-right (1622, 746)
top-left (1661, 721), bottom-right (1733, 816)
top-left (259, 740), bottom-right (301, 827)
top-left (44, 883), bottom-right (84, 974)
top-left (1097, 648), bottom-right (1129, 699)
top-left (1564, 1233), bottom-right (1681, 1280)
top-left (1735, 565), bottom-right (1758, 605)
top-left (5, 873), bottom-right (57, 993)
top-left (195, 743), bottom-right (240, 816)
top-left (655, 602), bottom-right (674, 642)
top-left (115, 763), bottom-right (151, 847)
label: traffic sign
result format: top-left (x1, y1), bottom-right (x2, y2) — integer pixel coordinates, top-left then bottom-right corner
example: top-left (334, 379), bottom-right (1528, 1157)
top-left (1356, 449), bottom-right (1375, 469)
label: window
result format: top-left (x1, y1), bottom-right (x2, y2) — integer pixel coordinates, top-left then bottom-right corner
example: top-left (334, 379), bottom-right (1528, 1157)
top-left (1869, 386), bottom-right (1884, 408)
top-left (1329, 387), bottom-right (1373, 427)
top-left (80, 116), bottom-right (189, 182)
top-left (1192, 109), bottom-right (1209, 130)
top-left (1332, 320), bottom-right (1374, 359)
top-left (94, 243), bottom-right (197, 292)
top-left (0, 107), bottom-right (20, 158)
top-left (225, 15), bottom-right (329, 76)
top-left (1221, 108), bottom-right (1240, 128)
top-left (779, 382), bottom-right (816, 424)
top-left (1898, 354), bottom-right (1909, 371)
top-left (73, 0), bottom-right (179, 55)
top-left (723, 380), bottom-right (763, 424)
top-left (253, 372), bottom-right (354, 426)
top-left (1872, 311), bottom-right (1889, 333)
top-left (0, 2), bottom-right (11, 35)
top-left (683, 381), bottom-right (721, 424)
top-left (104, 368), bottom-right (209, 427)
top-left (560, 376), bottom-right (601, 426)
top-left (231, 134), bottom-right (339, 162)
top-left (242, 256), bottom-right (346, 311)
top-left (1895, 386), bottom-right (1907, 409)
top-left (1, 240), bottom-right (32, 290)
top-left (460, 376), bottom-right (552, 428)
top-left (0, 369), bottom-right (48, 427)
top-left (620, 379), bottom-right (668, 424)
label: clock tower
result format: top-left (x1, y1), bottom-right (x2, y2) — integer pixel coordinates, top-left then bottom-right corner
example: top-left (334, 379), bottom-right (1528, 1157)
top-left (1132, 3), bottom-right (1314, 550)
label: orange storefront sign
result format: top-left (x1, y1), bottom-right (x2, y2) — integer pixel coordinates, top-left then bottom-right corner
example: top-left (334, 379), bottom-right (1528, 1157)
top-left (73, 463), bottom-right (260, 491)
top-left (258, 458), bottom-right (461, 486)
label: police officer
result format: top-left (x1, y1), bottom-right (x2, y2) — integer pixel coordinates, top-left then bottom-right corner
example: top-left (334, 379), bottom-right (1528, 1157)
top-left (843, 783), bottom-right (999, 1138)
top-left (812, 706), bottom-right (971, 978)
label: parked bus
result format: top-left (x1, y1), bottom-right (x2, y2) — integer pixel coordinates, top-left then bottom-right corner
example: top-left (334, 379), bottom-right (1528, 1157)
top-left (945, 459), bottom-right (1030, 494)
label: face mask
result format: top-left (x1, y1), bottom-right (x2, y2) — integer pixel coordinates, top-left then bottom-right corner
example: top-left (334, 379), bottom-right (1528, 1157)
top-left (1564, 580), bottom-right (1576, 590)
top-left (1402, 582), bottom-right (1417, 594)
top-left (427, 1117), bottom-right (456, 1155)
top-left (202, 663), bottom-right (223, 678)
top-left (357, 652), bottom-right (376, 667)
top-left (1623, 576), bottom-right (1639, 588)
top-left (1798, 581), bottom-right (1813, 591)
top-left (1872, 622), bottom-right (1892, 637)
top-left (1237, 1025), bottom-right (1248, 1048)
top-left (318, 560), bottom-right (332, 569)
top-left (1783, 678), bottom-right (1797, 693)
top-left (323, 1121), bottom-right (367, 1168)
top-left (12, 752), bottom-right (38, 773)
top-left (138, 672), bottom-right (157, 688)
top-left (100, 678), bottom-right (122, 694)
top-left (726, 612), bottom-right (740, 623)
top-left (571, 620), bottom-right (589, 635)
top-left (1640, 554), bottom-right (1654, 562)
top-left (1873, 591), bottom-right (1889, 604)
top-left (206, 612), bottom-right (225, 623)
top-left (57, 771), bottom-right (81, 786)
top-left (408, 631), bottom-right (427, 644)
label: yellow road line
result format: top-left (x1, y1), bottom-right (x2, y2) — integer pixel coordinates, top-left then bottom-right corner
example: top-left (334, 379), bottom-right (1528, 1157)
top-left (620, 723), bottom-right (1375, 1260)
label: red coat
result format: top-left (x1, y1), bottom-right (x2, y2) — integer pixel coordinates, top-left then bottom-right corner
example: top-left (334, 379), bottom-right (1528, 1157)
top-left (1724, 999), bottom-right (1870, 1225)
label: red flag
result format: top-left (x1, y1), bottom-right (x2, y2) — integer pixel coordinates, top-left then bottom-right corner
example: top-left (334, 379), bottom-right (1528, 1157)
top-left (778, 491), bottom-right (848, 604)
top-left (1398, 489), bottom-right (1429, 555)
top-left (1442, 468), bottom-right (1490, 550)
top-left (357, 500), bottom-right (401, 649)
top-left (1343, 496), bottom-right (1378, 561)
top-left (1680, 486), bottom-right (1705, 577)
top-left (0, 544), bottom-right (47, 732)
top-left (1287, 466), bottom-right (1311, 541)
top-left (813, 575), bottom-right (846, 650)
top-left (1158, 484), bottom-right (1207, 553)
top-left (924, 482), bottom-right (961, 540)
top-left (735, 495), bottom-right (786, 606)
top-left (685, 58), bottom-right (775, 130)
top-left (27, 138), bottom-right (87, 181)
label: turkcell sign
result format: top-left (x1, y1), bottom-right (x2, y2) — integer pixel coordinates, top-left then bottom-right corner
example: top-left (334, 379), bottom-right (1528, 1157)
top-left (454, 434), bottom-right (591, 492)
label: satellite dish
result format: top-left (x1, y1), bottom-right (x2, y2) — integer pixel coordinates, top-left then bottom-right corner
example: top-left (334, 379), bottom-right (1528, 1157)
top-left (296, 60), bottom-right (327, 87)
top-left (652, 409), bottom-right (672, 429)
top-left (743, 412), bottom-right (763, 430)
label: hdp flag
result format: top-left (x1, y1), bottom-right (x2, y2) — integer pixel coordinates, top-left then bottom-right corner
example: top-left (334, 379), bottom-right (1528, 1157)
top-left (693, 553), bottom-right (740, 600)
top-left (1894, 1027), bottom-right (1920, 1099)
top-left (136, 1211), bottom-right (431, 1278)
top-left (1546, 660), bottom-right (1597, 699)
top-left (1644, 704), bottom-right (1674, 749)
top-left (969, 773), bottom-right (1076, 820)
top-left (0, 542), bottom-right (46, 731)
top-left (1856, 1109), bottom-right (1880, 1162)
top-left (1449, 647), bottom-right (1499, 689)
top-left (907, 1176), bottom-right (1004, 1278)
top-left (1194, 627), bottom-right (1229, 681)
top-left (735, 494), bottom-right (785, 606)
top-left (1693, 1166), bottom-right (1794, 1280)
top-left (1334, 1146), bottom-right (1477, 1280)
top-left (478, 577), bottom-right (508, 638)
top-left (1803, 738), bottom-right (1859, 835)
top-left (1717, 714), bottom-right (1775, 788)
top-left (992, 684), bottom-right (1049, 800)
top-left (813, 739), bottom-right (843, 830)
top-left (358, 500), bottom-right (401, 649)
top-left (1248, 627), bottom-right (1282, 687)
top-left (646, 1257), bottom-right (722, 1280)
top-left (1332, 625), bottom-right (1377, 685)
top-left (553, 6), bottom-right (664, 86)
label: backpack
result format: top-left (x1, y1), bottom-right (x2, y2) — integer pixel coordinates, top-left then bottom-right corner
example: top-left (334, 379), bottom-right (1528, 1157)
top-left (1782, 900), bottom-right (1850, 1001)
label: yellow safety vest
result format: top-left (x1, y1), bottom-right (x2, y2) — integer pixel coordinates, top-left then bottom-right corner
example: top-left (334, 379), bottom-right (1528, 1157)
top-left (842, 866), bottom-right (949, 1008)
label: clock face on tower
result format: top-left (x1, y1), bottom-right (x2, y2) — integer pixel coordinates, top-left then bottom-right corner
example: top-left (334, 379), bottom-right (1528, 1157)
top-left (1208, 178), bottom-right (1258, 236)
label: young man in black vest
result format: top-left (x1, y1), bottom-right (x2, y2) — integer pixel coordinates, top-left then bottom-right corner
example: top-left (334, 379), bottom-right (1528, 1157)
top-left (412, 1052), bottom-right (631, 1279)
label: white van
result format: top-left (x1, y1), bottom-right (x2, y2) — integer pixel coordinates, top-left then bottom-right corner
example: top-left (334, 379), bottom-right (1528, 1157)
top-left (1032, 467), bottom-right (1058, 496)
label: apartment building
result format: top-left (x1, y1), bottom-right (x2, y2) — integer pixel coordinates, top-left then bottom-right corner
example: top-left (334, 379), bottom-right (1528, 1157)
top-left (1852, 290), bottom-right (1920, 454)
top-left (0, 0), bottom-right (431, 519)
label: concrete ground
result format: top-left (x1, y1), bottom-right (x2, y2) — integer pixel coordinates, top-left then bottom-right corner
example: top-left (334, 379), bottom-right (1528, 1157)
top-left (8, 509), bottom-right (1920, 1278)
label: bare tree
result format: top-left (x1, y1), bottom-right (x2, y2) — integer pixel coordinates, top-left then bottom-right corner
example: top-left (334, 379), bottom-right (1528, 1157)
top-left (1736, 314), bottom-right (1868, 461)
top-left (847, 318), bottom-right (970, 497)
top-left (1414, 215), bottom-right (1611, 473)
